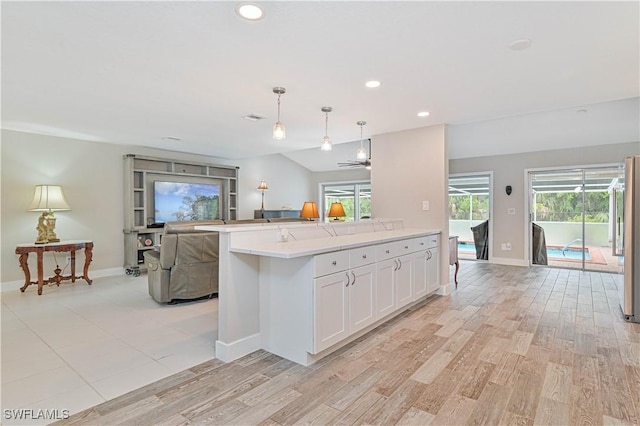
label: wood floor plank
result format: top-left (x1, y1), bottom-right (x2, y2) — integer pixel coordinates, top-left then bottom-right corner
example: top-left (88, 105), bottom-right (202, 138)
top-left (506, 372), bottom-right (544, 421)
top-left (533, 396), bottom-right (569, 426)
top-left (464, 382), bottom-right (512, 425)
top-left (541, 362), bottom-right (571, 404)
top-left (396, 406), bottom-right (436, 425)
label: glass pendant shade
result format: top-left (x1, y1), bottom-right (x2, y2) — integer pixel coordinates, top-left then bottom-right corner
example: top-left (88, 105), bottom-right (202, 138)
top-left (273, 121), bottom-right (286, 139)
top-left (321, 136), bottom-right (332, 151)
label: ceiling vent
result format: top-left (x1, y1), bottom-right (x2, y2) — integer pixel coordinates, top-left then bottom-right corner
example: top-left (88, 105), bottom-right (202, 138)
top-left (243, 113), bottom-right (266, 121)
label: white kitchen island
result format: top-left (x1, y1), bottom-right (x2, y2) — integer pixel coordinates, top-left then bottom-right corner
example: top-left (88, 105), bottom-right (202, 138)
top-left (197, 219), bottom-right (442, 366)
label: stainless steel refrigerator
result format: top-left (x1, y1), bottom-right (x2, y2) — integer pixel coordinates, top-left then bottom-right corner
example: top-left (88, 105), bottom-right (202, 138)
top-left (615, 155), bottom-right (640, 323)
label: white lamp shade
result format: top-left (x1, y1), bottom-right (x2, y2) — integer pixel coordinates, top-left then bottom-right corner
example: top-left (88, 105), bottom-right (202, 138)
top-left (27, 185), bottom-right (71, 211)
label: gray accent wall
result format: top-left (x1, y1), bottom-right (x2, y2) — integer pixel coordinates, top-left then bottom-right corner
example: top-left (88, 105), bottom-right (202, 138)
top-left (450, 141), bottom-right (640, 264)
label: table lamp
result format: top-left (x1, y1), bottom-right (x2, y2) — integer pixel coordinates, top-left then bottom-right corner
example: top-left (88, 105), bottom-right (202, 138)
top-left (327, 202), bottom-right (346, 221)
top-left (257, 180), bottom-right (269, 217)
top-left (300, 201), bottom-right (319, 221)
top-left (27, 185), bottom-right (71, 244)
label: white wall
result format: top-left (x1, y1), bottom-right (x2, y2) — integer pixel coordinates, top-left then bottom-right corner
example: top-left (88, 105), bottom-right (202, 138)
top-left (0, 130), bottom-right (315, 284)
top-left (234, 154), bottom-right (315, 218)
top-left (450, 141), bottom-right (639, 265)
top-left (371, 124), bottom-right (450, 286)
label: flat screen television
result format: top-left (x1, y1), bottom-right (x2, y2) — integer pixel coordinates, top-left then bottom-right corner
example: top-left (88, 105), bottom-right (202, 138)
top-left (153, 181), bottom-right (221, 223)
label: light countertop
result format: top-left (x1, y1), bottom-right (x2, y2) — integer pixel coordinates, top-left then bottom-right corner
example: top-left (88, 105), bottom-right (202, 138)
top-left (226, 228), bottom-right (440, 259)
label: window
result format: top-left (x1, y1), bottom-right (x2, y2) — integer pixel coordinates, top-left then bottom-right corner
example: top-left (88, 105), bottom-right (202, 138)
top-left (321, 182), bottom-right (371, 221)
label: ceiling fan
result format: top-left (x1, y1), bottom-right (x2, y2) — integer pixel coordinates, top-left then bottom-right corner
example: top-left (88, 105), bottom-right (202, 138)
top-left (338, 121), bottom-right (372, 169)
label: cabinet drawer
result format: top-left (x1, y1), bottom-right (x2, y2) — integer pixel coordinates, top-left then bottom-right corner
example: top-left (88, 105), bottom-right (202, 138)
top-left (425, 234), bottom-right (440, 249)
top-left (397, 239), bottom-right (414, 255)
top-left (376, 242), bottom-right (397, 261)
top-left (314, 250), bottom-right (349, 277)
top-left (413, 237), bottom-right (430, 251)
top-left (349, 246), bottom-right (376, 268)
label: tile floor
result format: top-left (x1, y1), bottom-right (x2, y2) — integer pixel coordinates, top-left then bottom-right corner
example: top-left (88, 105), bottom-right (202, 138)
top-left (1, 274), bottom-right (218, 425)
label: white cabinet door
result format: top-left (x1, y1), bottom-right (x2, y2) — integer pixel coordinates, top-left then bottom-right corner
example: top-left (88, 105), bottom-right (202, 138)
top-left (376, 259), bottom-right (396, 318)
top-left (349, 264), bottom-right (376, 333)
top-left (395, 253), bottom-right (413, 309)
top-left (412, 250), bottom-right (428, 300)
top-left (314, 271), bottom-right (349, 353)
top-left (426, 248), bottom-right (440, 293)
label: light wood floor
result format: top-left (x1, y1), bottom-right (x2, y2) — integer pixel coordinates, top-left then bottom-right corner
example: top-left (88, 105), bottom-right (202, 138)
top-left (55, 262), bottom-right (640, 425)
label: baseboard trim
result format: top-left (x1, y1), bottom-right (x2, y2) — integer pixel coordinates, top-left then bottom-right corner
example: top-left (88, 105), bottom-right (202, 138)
top-left (490, 257), bottom-right (529, 267)
top-left (215, 333), bottom-right (261, 363)
top-left (1, 267), bottom-right (126, 292)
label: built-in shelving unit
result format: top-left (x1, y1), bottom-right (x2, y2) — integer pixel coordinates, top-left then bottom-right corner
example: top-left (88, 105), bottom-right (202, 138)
top-left (123, 154), bottom-right (239, 274)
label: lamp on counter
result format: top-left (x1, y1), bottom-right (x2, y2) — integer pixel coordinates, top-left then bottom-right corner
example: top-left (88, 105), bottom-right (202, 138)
top-left (257, 180), bottom-right (269, 217)
top-left (299, 201), bottom-right (319, 221)
top-left (327, 202), bottom-right (346, 221)
top-left (27, 185), bottom-right (71, 244)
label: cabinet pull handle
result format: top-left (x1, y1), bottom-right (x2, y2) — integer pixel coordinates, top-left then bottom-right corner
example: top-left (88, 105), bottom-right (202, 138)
top-left (345, 272), bottom-right (350, 286)
top-left (362, 254), bottom-right (367, 259)
top-left (398, 258), bottom-right (402, 269)
top-left (351, 271), bottom-right (356, 285)
top-left (332, 260), bottom-right (337, 266)
top-left (394, 259), bottom-right (399, 271)
top-left (404, 245), bottom-right (409, 249)
top-left (419, 242), bottom-right (424, 246)
top-left (386, 249), bottom-right (390, 254)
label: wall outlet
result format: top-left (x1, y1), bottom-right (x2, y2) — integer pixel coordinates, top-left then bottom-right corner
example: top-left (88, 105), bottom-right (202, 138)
top-left (507, 208), bottom-right (516, 215)
top-left (501, 243), bottom-right (512, 251)
top-left (422, 201), bottom-right (430, 211)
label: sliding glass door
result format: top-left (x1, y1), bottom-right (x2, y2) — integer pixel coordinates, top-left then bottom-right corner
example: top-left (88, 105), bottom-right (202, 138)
top-left (528, 165), bottom-right (623, 272)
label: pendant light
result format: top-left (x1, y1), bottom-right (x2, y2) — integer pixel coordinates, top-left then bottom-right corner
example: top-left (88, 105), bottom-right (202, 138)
top-left (320, 107), bottom-right (333, 151)
top-left (272, 87), bottom-right (286, 139)
top-left (356, 121), bottom-right (367, 160)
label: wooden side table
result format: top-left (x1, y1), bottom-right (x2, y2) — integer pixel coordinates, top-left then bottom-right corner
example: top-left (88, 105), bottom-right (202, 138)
top-left (15, 240), bottom-right (94, 295)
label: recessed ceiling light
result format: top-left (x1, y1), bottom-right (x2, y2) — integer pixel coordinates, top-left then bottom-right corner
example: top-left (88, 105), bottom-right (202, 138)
top-left (417, 111), bottom-right (430, 117)
top-left (365, 80), bottom-right (381, 88)
top-left (236, 3), bottom-right (264, 21)
top-left (509, 39), bottom-right (532, 51)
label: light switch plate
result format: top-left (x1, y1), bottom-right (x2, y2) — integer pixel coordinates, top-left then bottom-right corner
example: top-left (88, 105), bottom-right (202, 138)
top-left (422, 201), bottom-right (429, 211)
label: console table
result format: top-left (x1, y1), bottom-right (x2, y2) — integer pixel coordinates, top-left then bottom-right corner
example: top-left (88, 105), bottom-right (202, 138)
top-left (15, 240), bottom-right (94, 295)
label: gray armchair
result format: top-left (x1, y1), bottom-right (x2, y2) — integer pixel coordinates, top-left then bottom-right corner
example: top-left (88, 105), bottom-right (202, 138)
top-left (143, 220), bottom-right (224, 303)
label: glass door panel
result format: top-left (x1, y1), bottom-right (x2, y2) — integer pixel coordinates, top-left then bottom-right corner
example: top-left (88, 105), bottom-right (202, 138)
top-left (530, 170), bottom-right (586, 270)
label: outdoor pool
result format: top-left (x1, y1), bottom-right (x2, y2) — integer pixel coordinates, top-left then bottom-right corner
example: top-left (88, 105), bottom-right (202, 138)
top-left (458, 242), bottom-right (591, 260)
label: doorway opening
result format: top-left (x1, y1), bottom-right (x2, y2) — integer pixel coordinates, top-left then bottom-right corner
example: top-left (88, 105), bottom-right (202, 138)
top-left (449, 173), bottom-right (492, 261)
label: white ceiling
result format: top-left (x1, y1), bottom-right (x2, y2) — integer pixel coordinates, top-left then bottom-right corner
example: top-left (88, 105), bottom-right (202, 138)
top-left (2, 1), bottom-right (639, 171)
